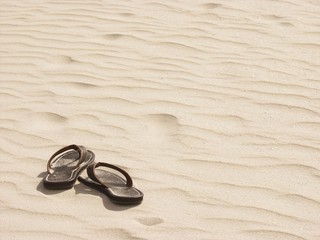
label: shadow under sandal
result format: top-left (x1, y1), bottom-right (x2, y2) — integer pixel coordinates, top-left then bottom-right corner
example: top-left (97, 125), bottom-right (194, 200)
top-left (78, 162), bottom-right (144, 205)
top-left (43, 144), bottom-right (95, 189)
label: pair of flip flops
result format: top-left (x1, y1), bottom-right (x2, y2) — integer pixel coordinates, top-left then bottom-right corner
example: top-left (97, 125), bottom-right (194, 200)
top-left (43, 144), bottom-right (143, 205)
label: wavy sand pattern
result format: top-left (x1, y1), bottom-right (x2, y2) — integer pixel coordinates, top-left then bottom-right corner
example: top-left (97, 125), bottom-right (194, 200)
top-left (1, 0), bottom-right (320, 239)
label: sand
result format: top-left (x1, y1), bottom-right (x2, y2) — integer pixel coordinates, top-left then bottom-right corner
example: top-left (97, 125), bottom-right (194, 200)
top-left (1, 0), bottom-right (320, 239)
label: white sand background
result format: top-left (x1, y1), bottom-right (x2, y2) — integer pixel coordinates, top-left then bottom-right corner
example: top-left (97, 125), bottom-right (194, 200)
top-left (1, 0), bottom-right (320, 239)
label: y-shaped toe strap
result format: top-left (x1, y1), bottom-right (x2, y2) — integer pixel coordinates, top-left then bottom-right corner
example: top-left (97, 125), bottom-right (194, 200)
top-left (47, 144), bottom-right (87, 174)
top-left (86, 162), bottom-right (133, 188)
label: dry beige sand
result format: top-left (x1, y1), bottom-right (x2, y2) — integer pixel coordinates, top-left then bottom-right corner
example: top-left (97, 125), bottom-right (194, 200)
top-left (1, 0), bottom-right (320, 239)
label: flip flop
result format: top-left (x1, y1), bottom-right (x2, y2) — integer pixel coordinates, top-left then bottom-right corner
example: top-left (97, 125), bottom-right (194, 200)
top-left (43, 144), bottom-right (95, 189)
top-left (78, 162), bottom-right (143, 205)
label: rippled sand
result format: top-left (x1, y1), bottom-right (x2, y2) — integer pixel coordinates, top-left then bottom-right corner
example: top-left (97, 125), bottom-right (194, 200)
top-left (1, 1), bottom-right (320, 239)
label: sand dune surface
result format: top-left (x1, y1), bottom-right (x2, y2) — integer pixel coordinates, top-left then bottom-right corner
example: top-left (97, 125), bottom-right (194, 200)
top-left (1, 0), bottom-right (320, 239)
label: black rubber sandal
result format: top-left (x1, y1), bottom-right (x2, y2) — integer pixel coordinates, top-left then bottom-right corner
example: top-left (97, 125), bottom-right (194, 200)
top-left (78, 162), bottom-right (143, 205)
top-left (43, 144), bottom-right (95, 189)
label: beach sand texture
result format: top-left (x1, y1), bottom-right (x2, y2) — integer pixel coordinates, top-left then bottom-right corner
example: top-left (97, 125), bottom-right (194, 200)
top-left (1, 0), bottom-right (320, 239)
